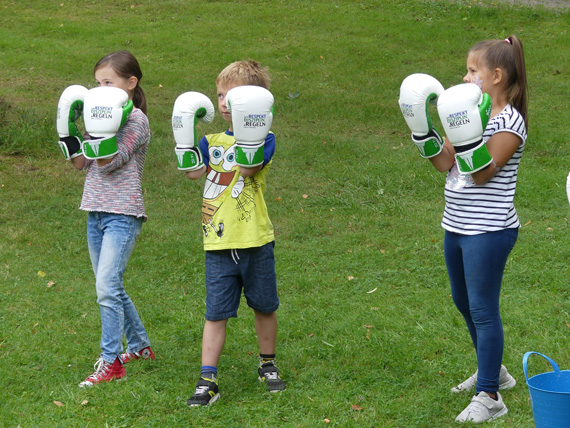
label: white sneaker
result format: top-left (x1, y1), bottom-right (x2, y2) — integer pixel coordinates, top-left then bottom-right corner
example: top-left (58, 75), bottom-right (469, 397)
top-left (451, 365), bottom-right (516, 393)
top-left (455, 392), bottom-right (508, 423)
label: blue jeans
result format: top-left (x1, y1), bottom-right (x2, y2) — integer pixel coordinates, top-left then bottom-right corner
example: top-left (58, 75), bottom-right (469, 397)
top-left (444, 228), bottom-right (518, 393)
top-left (87, 212), bottom-right (150, 363)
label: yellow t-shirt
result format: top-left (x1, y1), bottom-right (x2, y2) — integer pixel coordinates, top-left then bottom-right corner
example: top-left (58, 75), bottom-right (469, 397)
top-left (199, 130), bottom-right (275, 251)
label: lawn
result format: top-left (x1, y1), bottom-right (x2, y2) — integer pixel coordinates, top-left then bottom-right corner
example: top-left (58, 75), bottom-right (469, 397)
top-left (1, 0), bottom-right (570, 426)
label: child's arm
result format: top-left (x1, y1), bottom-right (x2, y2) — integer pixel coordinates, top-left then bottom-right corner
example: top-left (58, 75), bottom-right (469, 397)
top-left (239, 164), bottom-right (263, 177)
top-left (428, 139), bottom-right (455, 172)
top-left (185, 165), bottom-right (207, 180)
top-left (471, 132), bottom-right (521, 185)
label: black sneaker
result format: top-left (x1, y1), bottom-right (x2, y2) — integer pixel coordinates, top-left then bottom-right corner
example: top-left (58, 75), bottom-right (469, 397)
top-left (187, 374), bottom-right (220, 407)
top-left (258, 361), bottom-right (286, 392)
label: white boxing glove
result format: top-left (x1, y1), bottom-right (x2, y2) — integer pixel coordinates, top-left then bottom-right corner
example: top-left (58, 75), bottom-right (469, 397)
top-left (82, 87), bottom-right (133, 160)
top-left (56, 85), bottom-right (88, 160)
top-left (398, 73), bottom-right (445, 158)
top-left (437, 83), bottom-right (493, 174)
top-left (172, 91), bottom-right (215, 171)
top-left (226, 85), bottom-right (274, 167)
top-left (567, 172), bottom-right (570, 207)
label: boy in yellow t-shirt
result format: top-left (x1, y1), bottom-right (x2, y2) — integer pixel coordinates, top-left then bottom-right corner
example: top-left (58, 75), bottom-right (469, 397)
top-left (179, 60), bottom-right (284, 406)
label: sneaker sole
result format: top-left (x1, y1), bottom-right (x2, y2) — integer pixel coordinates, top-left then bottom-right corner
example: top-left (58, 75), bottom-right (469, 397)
top-left (79, 375), bottom-right (127, 388)
top-left (188, 393), bottom-right (220, 407)
top-left (487, 406), bottom-right (508, 422)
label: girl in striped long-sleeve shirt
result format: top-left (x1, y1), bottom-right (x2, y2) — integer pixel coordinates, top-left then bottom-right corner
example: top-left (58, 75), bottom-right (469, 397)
top-left (429, 36), bottom-right (528, 423)
top-left (70, 51), bottom-right (155, 388)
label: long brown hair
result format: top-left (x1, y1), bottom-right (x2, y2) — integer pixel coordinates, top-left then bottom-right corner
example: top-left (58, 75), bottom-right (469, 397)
top-left (469, 35), bottom-right (528, 128)
top-left (94, 50), bottom-right (147, 115)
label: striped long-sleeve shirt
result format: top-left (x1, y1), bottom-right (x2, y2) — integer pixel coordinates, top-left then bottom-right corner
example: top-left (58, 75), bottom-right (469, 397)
top-left (442, 104), bottom-right (527, 235)
top-left (80, 108), bottom-right (150, 220)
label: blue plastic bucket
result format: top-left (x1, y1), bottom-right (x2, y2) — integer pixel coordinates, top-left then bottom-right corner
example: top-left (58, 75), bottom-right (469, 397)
top-left (523, 352), bottom-right (570, 428)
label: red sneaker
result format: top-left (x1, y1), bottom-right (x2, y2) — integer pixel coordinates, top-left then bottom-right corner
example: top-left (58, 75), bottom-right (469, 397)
top-left (121, 346), bottom-right (155, 364)
top-left (79, 357), bottom-right (126, 387)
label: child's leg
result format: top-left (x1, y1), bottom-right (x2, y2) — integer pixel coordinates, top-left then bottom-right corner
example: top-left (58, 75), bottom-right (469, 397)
top-left (201, 319), bottom-right (228, 367)
top-left (87, 213), bottom-right (142, 364)
top-left (461, 228), bottom-right (517, 394)
top-left (254, 310), bottom-right (277, 355)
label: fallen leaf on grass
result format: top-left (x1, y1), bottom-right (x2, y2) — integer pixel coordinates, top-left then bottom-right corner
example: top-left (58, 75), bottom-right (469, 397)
top-left (81, 400), bottom-right (88, 406)
top-left (38, 271), bottom-right (46, 277)
top-left (47, 281), bottom-right (55, 288)
top-left (53, 401), bottom-right (64, 407)
top-left (348, 276), bottom-right (354, 281)
top-left (302, 194), bottom-right (309, 199)
top-left (308, 332), bottom-right (314, 338)
top-left (324, 419), bottom-right (330, 424)
top-left (275, 197), bottom-right (282, 202)
top-left (524, 220), bottom-right (531, 226)
top-left (351, 404), bottom-right (363, 411)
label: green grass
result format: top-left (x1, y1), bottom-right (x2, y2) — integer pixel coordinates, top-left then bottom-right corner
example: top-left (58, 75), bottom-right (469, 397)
top-left (1, 0), bottom-right (570, 426)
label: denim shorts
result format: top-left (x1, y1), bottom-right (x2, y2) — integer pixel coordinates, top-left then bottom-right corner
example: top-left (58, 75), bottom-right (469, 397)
top-left (205, 241), bottom-right (279, 321)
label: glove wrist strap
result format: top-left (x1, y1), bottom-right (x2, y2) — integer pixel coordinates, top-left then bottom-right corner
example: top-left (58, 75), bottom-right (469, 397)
top-left (175, 147), bottom-right (204, 171)
top-left (235, 142), bottom-right (264, 167)
top-left (411, 129), bottom-right (444, 158)
top-left (455, 140), bottom-right (493, 174)
top-left (82, 136), bottom-right (118, 160)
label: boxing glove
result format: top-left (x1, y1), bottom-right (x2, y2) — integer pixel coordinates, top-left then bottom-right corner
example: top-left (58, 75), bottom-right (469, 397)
top-left (398, 73), bottom-right (445, 158)
top-left (82, 87), bottom-right (133, 159)
top-left (437, 83), bottom-right (493, 174)
top-left (172, 92), bottom-right (215, 171)
top-left (226, 85), bottom-right (273, 167)
top-left (56, 85), bottom-right (88, 160)
top-left (567, 172), bottom-right (570, 207)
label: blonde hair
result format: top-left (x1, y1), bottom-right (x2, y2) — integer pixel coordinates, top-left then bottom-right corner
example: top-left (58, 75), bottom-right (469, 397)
top-left (216, 59), bottom-right (270, 89)
top-left (469, 35), bottom-right (528, 128)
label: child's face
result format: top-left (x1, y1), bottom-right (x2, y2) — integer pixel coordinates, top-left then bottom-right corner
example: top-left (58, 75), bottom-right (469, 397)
top-left (463, 53), bottom-right (494, 94)
top-left (95, 65), bottom-right (136, 98)
top-left (217, 82), bottom-right (240, 130)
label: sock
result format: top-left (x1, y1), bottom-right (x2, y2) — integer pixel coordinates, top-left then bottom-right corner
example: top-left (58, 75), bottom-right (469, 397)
top-left (201, 365), bottom-right (218, 378)
top-left (259, 354), bottom-right (276, 365)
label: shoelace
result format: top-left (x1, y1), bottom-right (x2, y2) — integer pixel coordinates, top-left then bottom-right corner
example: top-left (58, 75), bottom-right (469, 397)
top-left (195, 385), bottom-right (211, 395)
top-left (86, 358), bottom-right (110, 380)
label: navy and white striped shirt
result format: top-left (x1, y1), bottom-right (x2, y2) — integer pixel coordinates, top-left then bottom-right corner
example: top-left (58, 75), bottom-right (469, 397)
top-left (442, 104), bottom-right (527, 235)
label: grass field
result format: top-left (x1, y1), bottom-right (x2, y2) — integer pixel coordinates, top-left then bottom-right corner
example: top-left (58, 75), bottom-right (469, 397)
top-left (1, 0), bottom-right (570, 426)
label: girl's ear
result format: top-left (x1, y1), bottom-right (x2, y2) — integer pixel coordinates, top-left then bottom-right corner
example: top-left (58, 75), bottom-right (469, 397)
top-left (127, 76), bottom-right (138, 91)
top-left (493, 67), bottom-right (503, 86)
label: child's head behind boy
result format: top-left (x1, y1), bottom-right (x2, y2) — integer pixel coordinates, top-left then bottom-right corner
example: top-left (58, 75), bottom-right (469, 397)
top-left (216, 60), bottom-right (270, 131)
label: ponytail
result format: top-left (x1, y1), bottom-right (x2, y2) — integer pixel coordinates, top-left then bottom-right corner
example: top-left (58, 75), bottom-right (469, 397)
top-left (506, 36), bottom-right (528, 128)
top-left (133, 85), bottom-right (147, 115)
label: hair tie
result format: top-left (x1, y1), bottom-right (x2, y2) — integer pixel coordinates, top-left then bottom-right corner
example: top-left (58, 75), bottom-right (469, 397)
top-left (504, 38), bottom-right (511, 44)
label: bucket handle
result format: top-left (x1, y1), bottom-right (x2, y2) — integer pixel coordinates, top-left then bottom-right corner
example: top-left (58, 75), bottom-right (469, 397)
top-left (523, 351), bottom-right (561, 382)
